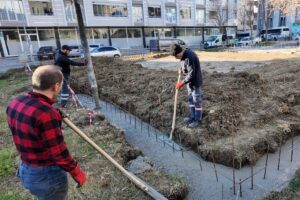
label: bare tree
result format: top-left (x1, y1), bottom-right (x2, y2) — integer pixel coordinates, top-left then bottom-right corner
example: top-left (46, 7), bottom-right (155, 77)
top-left (209, 0), bottom-right (228, 27)
top-left (268, 0), bottom-right (300, 14)
top-left (239, 0), bottom-right (256, 37)
top-left (74, 0), bottom-right (101, 109)
top-left (208, 0), bottom-right (229, 45)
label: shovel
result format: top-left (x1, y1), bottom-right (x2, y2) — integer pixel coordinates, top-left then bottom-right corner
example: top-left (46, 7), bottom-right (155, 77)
top-left (169, 69), bottom-right (182, 140)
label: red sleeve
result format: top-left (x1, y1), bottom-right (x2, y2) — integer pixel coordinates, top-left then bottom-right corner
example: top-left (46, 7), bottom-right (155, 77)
top-left (38, 110), bottom-right (77, 172)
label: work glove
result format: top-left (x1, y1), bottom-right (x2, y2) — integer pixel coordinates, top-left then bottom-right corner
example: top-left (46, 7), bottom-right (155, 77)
top-left (70, 164), bottom-right (86, 187)
top-left (176, 81), bottom-right (184, 90)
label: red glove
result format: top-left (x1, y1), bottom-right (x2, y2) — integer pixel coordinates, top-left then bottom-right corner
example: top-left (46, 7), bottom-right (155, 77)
top-left (82, 59), bottom-right (88, 65)
top-left (70, 164), bottom-right (86, 187)
top-left (176, 81), bottom-right (184, 89)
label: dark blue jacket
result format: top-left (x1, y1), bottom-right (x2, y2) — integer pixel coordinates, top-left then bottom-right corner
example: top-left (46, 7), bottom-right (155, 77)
top-left (54, 50), bottom-right (84, 75)
top-left (181, 48), bottom-right (203, 88)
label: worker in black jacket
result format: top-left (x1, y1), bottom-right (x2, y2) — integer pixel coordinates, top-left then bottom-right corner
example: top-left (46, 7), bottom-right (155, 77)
top-left (54, 45), bottom-right (87, 108)
top-left (172, 44), bottom-right (203, 128)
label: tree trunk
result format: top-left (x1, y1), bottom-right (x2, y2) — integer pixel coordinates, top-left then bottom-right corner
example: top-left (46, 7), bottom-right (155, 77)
top-left (74, 0), bottom-right (101, 109)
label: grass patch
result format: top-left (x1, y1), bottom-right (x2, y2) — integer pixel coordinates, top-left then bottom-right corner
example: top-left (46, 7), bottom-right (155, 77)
top-left (0, 192), bottom-right (29, 200)
top-left (265, 170), bottom-right (300, 200)
top-left (202, 47), bottom-right (227, 52)
top-left (289, 170), bottom-right (300, 192)
top-left (0, 149), bottom-right (17, 177)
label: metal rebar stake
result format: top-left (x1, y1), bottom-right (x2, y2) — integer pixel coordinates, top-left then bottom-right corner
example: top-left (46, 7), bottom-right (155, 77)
top-left (239, 179), bottom-right (242, 197)
top-left (277, 134), bottom-right (283, 170)
top-left (263, 144), bottom-right (269, 179)
top-left (172, 142), bottom-right (175, 152)
top-left (250, 154), bottom-right (254, 189)
top-left (291, 131), bottom-right (294, 162)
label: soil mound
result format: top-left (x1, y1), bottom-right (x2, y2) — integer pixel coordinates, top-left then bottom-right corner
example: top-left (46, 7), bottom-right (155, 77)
top-left (71, 57), bottom-right (300, 168)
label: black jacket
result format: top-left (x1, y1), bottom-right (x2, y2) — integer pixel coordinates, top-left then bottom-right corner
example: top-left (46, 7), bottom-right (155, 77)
top-left (181, 48), bottom-right (203, 88)
top-left (54, 50), bottom-right (84, 75)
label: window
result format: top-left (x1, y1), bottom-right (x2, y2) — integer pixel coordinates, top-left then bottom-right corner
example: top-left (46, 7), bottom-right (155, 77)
top-left (65, 2), bottom-right (76, 22)
top-left (148, 6), bottom-right (161, 18)
top-left (196, 0), bottom-right (204, 4)
top-left (165, 7), bottom-right (176, 23)
top-left (127, 28), bottom-right (142, 38)
top-left (29, 1), bottom-right (53, 16)
top-left (0, 0), bottom-right (23, 21)
top-left (59, 29), bottom-right (77, 39)
top-left (180, 7), bottom-right (191, 19)
top-left (133, 5), bottom-right (143, 23)
top-left (93, 4), bottom-right (128, 17)
top-left (196, 9), bottom-right (204, 24)
top-left (165, 0), bottom-right (175, 2)
top-left (176, 28), bottom-right (185, 37)
top-left (93, 29), bottom-right (108, 39)
top-left (209, 11), bottom-right (217, 19)
top-left (111, 28), bottom-right (127, 38)
top-left (38, 29), bottom-right (55, 41)
top-left (279, 14), bottom-right (286, 27)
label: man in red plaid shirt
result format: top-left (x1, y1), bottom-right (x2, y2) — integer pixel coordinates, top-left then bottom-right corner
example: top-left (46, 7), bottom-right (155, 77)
top-left (6, 65), bottom-right (86, 200)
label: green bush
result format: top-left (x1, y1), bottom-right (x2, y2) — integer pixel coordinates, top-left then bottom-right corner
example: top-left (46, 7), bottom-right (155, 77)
top-left (0, 149), bottom-right (17, 177)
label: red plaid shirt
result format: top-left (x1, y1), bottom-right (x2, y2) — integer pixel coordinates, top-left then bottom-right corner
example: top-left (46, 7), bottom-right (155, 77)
top-left (6, 91), bottom-right (77, 172)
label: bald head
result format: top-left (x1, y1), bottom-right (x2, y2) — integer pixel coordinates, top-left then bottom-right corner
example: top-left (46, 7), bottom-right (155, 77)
top-left (32, 65), bottom-right (63, 91)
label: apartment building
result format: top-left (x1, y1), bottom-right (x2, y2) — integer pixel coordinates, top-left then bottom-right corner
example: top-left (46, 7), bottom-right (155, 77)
top-left (0, 0), bottom-right (237, 57)
top-left (257, 0), bottom-right (300, 37)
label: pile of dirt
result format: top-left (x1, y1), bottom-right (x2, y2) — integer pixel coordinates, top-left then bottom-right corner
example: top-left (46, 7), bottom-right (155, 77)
top-left (71, 56), bottom-right (300, 168)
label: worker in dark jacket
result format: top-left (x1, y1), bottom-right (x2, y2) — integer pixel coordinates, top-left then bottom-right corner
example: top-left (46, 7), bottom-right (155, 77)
top-left (7, 65), bottom-right (86, 200)
top-left (172, 44), bottom-right (203, 128)
top-left (54, 45), bottom-right (87, 108)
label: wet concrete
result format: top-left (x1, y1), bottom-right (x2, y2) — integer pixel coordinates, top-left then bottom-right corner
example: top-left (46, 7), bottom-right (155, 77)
top-left (77, 94), bottom-right (300, 200)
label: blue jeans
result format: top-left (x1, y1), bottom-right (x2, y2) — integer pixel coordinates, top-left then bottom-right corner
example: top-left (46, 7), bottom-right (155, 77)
top-left (18, 162), bottom-right (68, 200)
top-left (187, 86), bottom-right (203, 121)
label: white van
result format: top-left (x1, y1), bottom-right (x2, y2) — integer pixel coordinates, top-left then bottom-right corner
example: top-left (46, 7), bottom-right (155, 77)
top-left (204, 35), bottom-right (223, 48)
top-left (150, 38), bottom-right (187, 52)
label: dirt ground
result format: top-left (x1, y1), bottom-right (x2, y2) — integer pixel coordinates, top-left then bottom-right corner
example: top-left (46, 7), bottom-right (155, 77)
top-left (72, 50), bottom-right (300, 168)
top-left (0, 69), bottom-right (187, 200)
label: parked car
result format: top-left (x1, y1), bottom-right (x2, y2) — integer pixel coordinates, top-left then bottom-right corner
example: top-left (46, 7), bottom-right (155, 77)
top-left (37, 46), bottom-right (56, 60)
top-left (238, 37), bottom-right (261, 46)
top-left (79, 44), bottom-right (101, 58)
top-left (68, 45), bottom-right (81, 57)
top-left (90, 46), bottom-right (121, 58)
top-left (88, 44), bottom-right (100, 52)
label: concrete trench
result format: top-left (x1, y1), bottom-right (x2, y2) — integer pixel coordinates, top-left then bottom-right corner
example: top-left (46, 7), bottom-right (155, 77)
top-left (77, 94), bottom-right (300, 200)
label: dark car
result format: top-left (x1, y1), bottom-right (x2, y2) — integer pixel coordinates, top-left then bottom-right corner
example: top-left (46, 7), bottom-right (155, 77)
top-left (37, 46), bottom-right (56, 60)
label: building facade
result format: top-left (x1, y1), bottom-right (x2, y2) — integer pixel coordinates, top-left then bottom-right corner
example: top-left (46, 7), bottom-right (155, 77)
top-left (0, 0), bottom-right (237, 57)
top-left (257, 0), bottom-right (300, 37)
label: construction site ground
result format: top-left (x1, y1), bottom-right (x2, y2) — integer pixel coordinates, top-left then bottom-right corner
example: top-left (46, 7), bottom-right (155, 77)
top-left (0, 70), bottom-right (187, 199)
top-left (72, 48), bottom-right (300, 169)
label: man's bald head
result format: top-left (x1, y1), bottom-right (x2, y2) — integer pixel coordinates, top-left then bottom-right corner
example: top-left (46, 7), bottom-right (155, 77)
top-left (32, 65), bottom-right (63, 91)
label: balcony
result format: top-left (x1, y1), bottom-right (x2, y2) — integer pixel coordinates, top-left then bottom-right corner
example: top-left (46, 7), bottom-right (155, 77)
top-left (28, 0), bottom-right (54, 16)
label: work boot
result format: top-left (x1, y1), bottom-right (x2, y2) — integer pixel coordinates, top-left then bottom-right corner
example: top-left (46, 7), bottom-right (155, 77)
top-left (188, 121), bottom-right (201, 128)
top-left (183, 117), bottom-right (194, 124)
